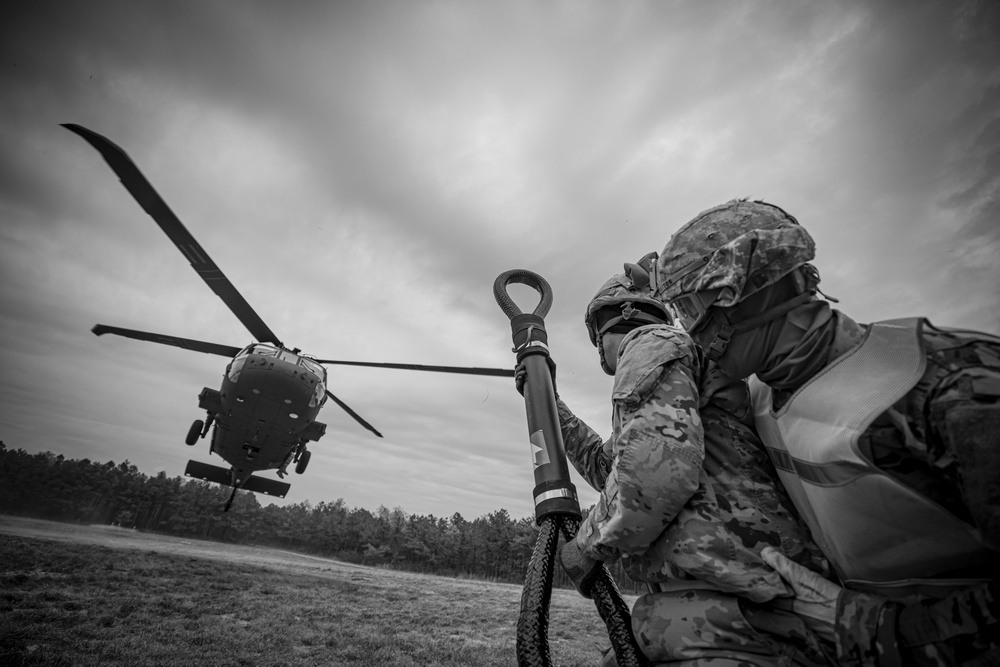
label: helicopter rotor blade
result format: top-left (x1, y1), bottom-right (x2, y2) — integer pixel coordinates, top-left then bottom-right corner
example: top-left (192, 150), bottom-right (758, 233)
top-left (315, 359), bottom-right (515, 377)
top-left (64, 124), bottom-right (283, 347)
top-left (93, 324), bottom-right (242, 358)
top-left (325, 390), bottom-right (383, 438)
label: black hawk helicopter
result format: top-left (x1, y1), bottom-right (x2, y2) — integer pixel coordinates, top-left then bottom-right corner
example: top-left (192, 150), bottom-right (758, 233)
top-left (65, 124), bottom-right (513, 511)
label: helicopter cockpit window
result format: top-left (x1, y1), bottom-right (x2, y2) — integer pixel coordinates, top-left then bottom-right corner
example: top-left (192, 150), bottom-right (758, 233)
top-left (299, 358), bottom-right (326, 379)
top-left (309, 381), bottom-right (326, 408)
top-left (299, 358), bottom-right (327, 407)
top-left (278, 350), bottom-right (300, 364)
top-left (252, 344), bottom-right (279, 358)
top-left (228, 355), bottom-right (247, 383)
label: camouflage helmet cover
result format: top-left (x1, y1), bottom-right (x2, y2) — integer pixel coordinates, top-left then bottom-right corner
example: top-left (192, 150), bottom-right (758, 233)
top-left (654, 199), bottom-right (816, 309)
top-left (585, 269), bottom-right (673, 346)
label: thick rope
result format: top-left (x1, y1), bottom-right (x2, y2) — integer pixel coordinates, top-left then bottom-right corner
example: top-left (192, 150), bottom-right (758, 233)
top-left (559, 518), bottom-right (648, 667)
top-left (592, 576), bottom-right (646, 665)
top-left (517, 515), bottom-right (648, 667)
top-left (517, 517), bottom-right (560, 667)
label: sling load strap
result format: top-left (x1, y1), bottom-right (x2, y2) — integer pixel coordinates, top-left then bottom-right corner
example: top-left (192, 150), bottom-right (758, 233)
top-left (494, 269), bottom-right (648, 667)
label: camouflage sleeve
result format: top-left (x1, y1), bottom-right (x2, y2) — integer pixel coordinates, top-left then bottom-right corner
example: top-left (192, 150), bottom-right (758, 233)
top-left (836, 581), bottom-right (1000, 666)
top-left (557, 398), bottom-right (614, 492)
top-left (575, 327), bottom-right (704, 561)
top-left (835, 590), bottom-right (902, 666)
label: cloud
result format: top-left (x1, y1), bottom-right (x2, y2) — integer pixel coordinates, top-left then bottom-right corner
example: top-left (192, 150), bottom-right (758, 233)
top-left (2, 0), bottom-right (998, 520)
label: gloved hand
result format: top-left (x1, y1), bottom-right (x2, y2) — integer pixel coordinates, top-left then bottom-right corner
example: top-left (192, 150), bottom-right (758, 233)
top-left (761, 546), bottom-right (840, 644)
top-left (514, 356), bottom-right (558, 397)
top-left (559, 535), bottom-right (602, 599)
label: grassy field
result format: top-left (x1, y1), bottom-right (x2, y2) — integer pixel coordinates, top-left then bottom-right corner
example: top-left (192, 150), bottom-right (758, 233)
top-left (0, 516), bottom-right (625, 666)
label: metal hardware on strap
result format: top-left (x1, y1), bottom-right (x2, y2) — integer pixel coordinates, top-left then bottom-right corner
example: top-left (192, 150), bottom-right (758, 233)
top-left (534, 487), bottom-right (577, 506)
top-left (513, 340), bottom-right (550, 354)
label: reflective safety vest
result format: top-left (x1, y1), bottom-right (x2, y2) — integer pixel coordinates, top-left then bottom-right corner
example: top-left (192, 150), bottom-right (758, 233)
top-left (749, 318), bottom-right (994, 596)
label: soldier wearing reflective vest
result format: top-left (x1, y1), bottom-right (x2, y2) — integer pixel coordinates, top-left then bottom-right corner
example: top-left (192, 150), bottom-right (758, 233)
top-left (519, 261), bottom-right (838, 665)
top-left (654, 198), bottom-right (1000, 666)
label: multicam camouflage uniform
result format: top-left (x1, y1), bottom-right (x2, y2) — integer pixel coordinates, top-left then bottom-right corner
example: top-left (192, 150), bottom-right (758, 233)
top-left (558, 322), bottom-right (835, 665)
top-left (654, 198), bottom-right (1000, 666)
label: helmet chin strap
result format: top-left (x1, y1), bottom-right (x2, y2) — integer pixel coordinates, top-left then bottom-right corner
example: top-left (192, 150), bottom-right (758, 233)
top-left (595, 330), bottom-right (617, 375)
top-left (702, 290), bottom-right (817, 361)
top-left (591, 311), bottom-right (616, 375)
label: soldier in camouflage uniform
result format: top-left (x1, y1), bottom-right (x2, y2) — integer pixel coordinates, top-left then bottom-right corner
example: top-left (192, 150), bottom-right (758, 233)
top-left (521, 259), bottom-right (838, 665)
top-left (654, 198), bottom-right (1000, 666)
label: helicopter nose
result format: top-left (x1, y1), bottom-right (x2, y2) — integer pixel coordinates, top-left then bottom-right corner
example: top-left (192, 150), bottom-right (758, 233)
top-left (233, 363), bottom-right (314, 413)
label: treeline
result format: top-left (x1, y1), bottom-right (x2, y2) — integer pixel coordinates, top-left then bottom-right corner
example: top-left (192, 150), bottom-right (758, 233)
top-left (0, 443), bottom-right (640, 593)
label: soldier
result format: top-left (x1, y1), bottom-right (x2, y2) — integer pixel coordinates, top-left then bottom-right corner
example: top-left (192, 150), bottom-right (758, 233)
top-left (653, 198), bottom-right (1000, 665)
top-left (519, 257), bottom-right (837, 665)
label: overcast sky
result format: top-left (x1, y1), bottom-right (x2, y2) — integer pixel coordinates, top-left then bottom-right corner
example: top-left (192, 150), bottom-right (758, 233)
top-left (2, 0), bottom-right (998, 521)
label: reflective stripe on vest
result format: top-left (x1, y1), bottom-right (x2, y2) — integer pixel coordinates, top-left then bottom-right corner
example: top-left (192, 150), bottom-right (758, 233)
top-left (749, 318), bottom-right (993, 590)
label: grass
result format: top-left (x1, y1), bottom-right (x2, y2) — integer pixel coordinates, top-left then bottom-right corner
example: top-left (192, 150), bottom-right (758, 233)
top-left (0, 518), bottom-right (623, 666)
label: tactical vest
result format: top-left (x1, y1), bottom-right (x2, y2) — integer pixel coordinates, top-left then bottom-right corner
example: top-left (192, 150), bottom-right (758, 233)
top-left (749, 318), bottom-right (994, 596)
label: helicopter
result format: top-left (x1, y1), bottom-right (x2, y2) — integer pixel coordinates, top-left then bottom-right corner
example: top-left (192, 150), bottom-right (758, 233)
top-left (64, 124), bottom-right (514, 511)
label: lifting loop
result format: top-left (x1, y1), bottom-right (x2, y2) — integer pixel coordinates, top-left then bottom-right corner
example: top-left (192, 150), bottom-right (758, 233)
top-left (494, 268), bottom-right (554, 320)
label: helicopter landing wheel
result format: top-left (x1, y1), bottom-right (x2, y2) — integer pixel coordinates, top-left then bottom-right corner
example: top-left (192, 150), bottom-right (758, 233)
top-left (295, 450), bottom-right (311, 474)
top-left (186, 419), bottom-right (204, 446)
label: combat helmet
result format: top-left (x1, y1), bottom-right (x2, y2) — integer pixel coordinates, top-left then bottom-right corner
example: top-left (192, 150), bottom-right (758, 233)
top-left (655, 199), bottom-right (827, 358)
top-left (586, 252), bottom-right (675, 374)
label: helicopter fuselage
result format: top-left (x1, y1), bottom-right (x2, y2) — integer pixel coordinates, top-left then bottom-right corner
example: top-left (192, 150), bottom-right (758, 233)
top-left (198, 343), bottom-right (327, 486)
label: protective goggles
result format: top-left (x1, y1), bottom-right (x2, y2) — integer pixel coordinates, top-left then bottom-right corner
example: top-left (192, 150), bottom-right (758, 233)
top-left (669, 288), bottom-right (723, 333)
